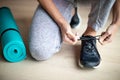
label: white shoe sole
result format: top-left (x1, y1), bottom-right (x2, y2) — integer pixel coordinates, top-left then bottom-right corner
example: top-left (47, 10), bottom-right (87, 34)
top-left (78, 59), bottom-right (101, 69)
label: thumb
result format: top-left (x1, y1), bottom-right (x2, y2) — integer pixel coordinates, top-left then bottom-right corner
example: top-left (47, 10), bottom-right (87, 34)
top-left (99, 32), bottom-right (109, 45)
top-left (75, 32), bottom-right (79, 40)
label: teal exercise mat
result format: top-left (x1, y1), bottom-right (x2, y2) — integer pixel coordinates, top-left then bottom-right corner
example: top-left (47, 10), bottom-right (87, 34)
top-left (0, 7), bottom-right (26, 62)
top-left (0, 7), bottom-right (19, 34)
top-left (1, 30), bottom-right (26, 62)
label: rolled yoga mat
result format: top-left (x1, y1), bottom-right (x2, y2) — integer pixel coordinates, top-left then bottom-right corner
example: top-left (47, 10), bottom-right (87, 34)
top-left (0, 7), bottom-right (26, 62)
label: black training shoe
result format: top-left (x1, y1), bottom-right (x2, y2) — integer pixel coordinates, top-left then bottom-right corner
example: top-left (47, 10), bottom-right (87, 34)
top-left (70, 7), bottom-right (81, 29)
top-left (79, 36), bottom-right (101, 68)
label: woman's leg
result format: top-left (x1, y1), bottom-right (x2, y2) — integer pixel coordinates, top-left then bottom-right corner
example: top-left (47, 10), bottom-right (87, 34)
top-left (84, 0), bottom-right (116, 36)
top-left (79, 0), bottom-right (116, 68)
top-left (29, 0), bottom-right (74, 61)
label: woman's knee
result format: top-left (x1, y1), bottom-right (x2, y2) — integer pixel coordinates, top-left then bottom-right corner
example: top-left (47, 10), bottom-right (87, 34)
top-left (29, 45), bottom-right (56, 61)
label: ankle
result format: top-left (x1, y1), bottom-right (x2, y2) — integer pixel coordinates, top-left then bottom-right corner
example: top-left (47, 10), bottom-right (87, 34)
top-left (83, 26), bottom-right (97, 36)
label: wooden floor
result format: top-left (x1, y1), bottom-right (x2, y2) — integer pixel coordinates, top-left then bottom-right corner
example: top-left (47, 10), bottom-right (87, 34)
top-left (0, 0), bottom-right (120, 80)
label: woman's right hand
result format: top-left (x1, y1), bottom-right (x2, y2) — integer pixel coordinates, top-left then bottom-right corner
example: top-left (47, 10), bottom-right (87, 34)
top-left (60, 23), bottom-right (78, 45)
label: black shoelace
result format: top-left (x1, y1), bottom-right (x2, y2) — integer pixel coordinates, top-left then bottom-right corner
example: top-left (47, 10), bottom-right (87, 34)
top-left (78, 35), bottom-right (101, 41)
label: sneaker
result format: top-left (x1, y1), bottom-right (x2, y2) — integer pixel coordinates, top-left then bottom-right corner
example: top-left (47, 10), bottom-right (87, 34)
top-left (79, 35), bottom-right (101, 68)
top-left (70, 7), bottom-right (81, 29)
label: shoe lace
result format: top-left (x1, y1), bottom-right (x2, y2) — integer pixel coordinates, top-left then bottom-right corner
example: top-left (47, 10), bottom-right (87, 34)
top-left (78, 35), bottom-right (101, 41)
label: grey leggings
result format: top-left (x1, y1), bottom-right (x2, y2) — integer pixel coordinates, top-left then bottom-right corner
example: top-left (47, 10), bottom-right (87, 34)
top-left (29, 0), bottom-right (115, 60)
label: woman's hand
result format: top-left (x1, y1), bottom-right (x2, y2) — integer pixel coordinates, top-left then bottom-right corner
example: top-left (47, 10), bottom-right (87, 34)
top-left (60, 23), bottom-right (78, 45)
top-left (99, 0), bottom-right (120, 45)
top-left (99, 24), bottom-right (118, 45)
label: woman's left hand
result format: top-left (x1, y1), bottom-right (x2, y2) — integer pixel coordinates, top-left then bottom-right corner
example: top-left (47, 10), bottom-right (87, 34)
top-left (99, 24), bottom-right (118, 45)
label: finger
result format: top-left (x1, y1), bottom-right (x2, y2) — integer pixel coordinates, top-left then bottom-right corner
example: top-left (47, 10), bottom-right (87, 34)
top-left (75, 32), bottom-right (80, 40)
top-left (102, 39), bottom-right (112, 45)
top-left (99, 32), bottom-right (109, 45)
top-left (100, 32), bottom-right (109, 39)
top-left (99, 32), bottom-right (105, 44)
top-left (63, 34), bottom-right (74, 45)
top-left (104, 35), bottom-right (110, 41)
top-left (64, 36), bottom-right (76, 45)
top-left (66, 32), bottom-right (77, 42)
top-left (99, 34), bottom-right (112, 45)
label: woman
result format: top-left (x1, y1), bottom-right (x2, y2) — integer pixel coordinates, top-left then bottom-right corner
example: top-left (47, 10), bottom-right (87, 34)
top-left (29, 0), bottom-right (119, 68)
